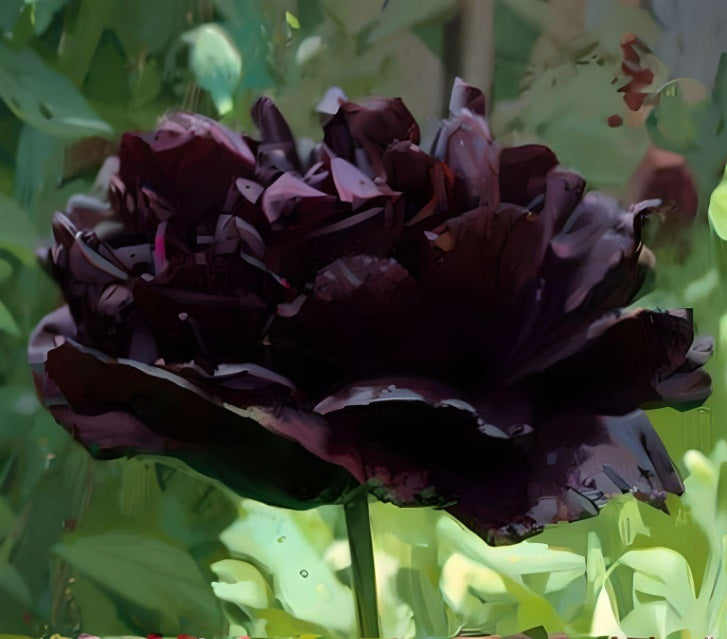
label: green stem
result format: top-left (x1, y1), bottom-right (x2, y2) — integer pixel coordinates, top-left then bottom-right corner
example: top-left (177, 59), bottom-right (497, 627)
top-left (344, 491), bottom-right (380, 638)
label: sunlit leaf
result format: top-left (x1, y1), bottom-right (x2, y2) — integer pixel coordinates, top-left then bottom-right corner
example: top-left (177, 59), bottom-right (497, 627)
top-left (0, 39), bottom-right (111, 138)
top-left (709, 165), bottom-right (727, 240)
top-left (285, 10), bottom-right (300, 30)
top-left (220, 499), bottom-right (356, 638)
top-left (183, 24), bottom-right (242, 115)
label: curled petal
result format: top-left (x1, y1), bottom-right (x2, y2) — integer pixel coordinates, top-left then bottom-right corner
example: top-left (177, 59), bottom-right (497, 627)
top-left (251, 96), bottom-right (301, 173)
top-left (540, 308), bottom-right (703, 415)
top-left (324, 96), bottom-right (419, 177)
top-left (432, 107), bottom-right (500, 209)
top-left (29, 310), bottom-right (355, 508)
top-left (498, 144), bottom-right (559, 207)
top-left (262, 172), bottom-right (334, 226)
top-left (312, 376), bottom-right (526, 509)
top-left (118, 113), bottom-right (255, 228)
top-left (449, 76), bottom-right (486, 116)
top-left (330, 158), bottom-right (392, 208)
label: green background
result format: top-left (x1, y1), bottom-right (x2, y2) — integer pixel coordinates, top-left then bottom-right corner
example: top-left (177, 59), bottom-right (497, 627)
top-left (0, 1), bottom-right (726, 637)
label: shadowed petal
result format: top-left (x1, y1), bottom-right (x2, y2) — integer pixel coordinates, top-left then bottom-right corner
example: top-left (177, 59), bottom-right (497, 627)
top-left (498, 144), bottom-right (559, 206)
top-left (118, 113), bottom-right (255, 229)
top-left (29, 308), bottom-right (355, 508)
top-left (523, 410), bottom-right (683, 531)
top-left (448, 76), bottom-right (487, 116)
top-left (251, 96), bottom-right (302, 173)
top-left (312, 376), bottom-right (526, 510)
top-left (324, 96), bottom-right (419, 178)
top-left (432, 82), bottom-right (501, 209)
top-left (540, 308), bottom-right (704, 415)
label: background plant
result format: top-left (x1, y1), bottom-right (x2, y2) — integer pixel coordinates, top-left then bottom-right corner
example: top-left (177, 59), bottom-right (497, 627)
top-left (0, 1), bottom-right (725, 637)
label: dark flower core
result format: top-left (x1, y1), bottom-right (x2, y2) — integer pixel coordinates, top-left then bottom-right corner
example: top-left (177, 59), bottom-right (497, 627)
top-left (29, 79), bottom-right (712, 544)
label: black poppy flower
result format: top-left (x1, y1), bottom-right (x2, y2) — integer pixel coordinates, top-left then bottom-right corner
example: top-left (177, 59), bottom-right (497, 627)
top-left (29, 79), bottom-right (712, 543)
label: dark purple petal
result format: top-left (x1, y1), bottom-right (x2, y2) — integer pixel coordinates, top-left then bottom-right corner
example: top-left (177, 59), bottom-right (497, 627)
top-left (261, 172), bottom-right (335, 227)
top-left (523, 410), bottom-right (683, 532)
top-left (267, 254), bottom-right (415, 393)
top-left (501, 191), bottom-right (646, 383)
top-left (131, 278), bottom-right (271, 366)
top-left (309, 375), bottom-right (684, 543)
top-left (448, 76), bottom-right (487, 116)
top-left (324, 96), bottom-right (420, 178)
top-left (312, 376), bottom-right (527, 509)
top-left (432, 81), bottom-right (501, 209)
top-left (251, 96), bottom-right (302, 173)
top-left (118, 113), bottom-right (255, 229)
top-left (539, 308), bottom-right (703, 415)
top-left (30, 81), bottom-right (713, 545)
top-left (498, 144), bottom-right (559, 207)
top-left (29, 308), bottom-right (355, 508)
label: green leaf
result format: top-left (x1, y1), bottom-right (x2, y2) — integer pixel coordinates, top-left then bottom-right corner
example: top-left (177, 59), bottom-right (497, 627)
top-left (285, 10), bottom-right (300, 30)
top-left (647, 80), bottom-right (698, 151)
top-left (24, 0), bottom-right (67, 34)
top-left (709, 165), bottom-right (727, 240)
top-left (0, 38), bottom-right (111, 139)
top-left (0, 563), bottom-right (30, 606)
top-left (0, 0), bottom-right (23, 32)
top-left (56, 0), bottom-right (116, 85)
top-left (365, 0), bottom-right (456, 45)
top-left (53, 531), bottom-right (224, 633)
top-left (616, 548), bottom-right (696, 618)
top-left (220, 499), bottom-right (356, 638)
top-left (12, 124), bottom-right (63, 216)
top-left (0, 563), bottom-right (31, 630)
top-left (0, 193), bottom-right (37, 263)
top-left (0, 258), bottom-right (13, 283)
top-left (211, 558), bottom-right (274, 609)
top-left (0, 301), bottom-right (21, 337)
top-left (183, 24), bottom-right (242, 115)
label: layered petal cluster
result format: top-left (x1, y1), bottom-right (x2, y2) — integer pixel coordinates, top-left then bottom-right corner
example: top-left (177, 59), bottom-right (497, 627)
top-left (29, 79), bottom-right (711, 543)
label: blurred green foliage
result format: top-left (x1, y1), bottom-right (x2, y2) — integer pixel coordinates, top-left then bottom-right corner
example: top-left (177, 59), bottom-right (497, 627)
top-left (0, 1), bottom-right (725, 637)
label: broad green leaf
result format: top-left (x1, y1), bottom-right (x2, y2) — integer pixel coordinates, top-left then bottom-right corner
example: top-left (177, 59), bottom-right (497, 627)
top-left (0, 563), bottom-right (31, 630)
top-left (0, 563), bottom-right (30, 606)
top-left (211, 558), bottom-right (274, 609)
top-left (56, 0), bottom-right (116, 85)
top-left (436, 516), bottom-right (577, 635)
top-left (0, 38), bottom-right (111, 139)
top-left (53, 532), bottom-right (223, 632)
top-left (0, 258), bottom-right (13, 283)
top-left (220, 499), bottom-right (355, 638)
top-left (24, 0), bottom-right (66, 34)
top-left (12, 125), bottom-right (63, 218)
top-left (365, 0), bottom-right (457, 45)
top-left (184, 24), bottom-right (242, 115)
top-left (616, 548), bottom-right (696, 618)
top-left (0, 1), bottom-right (23, 32)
